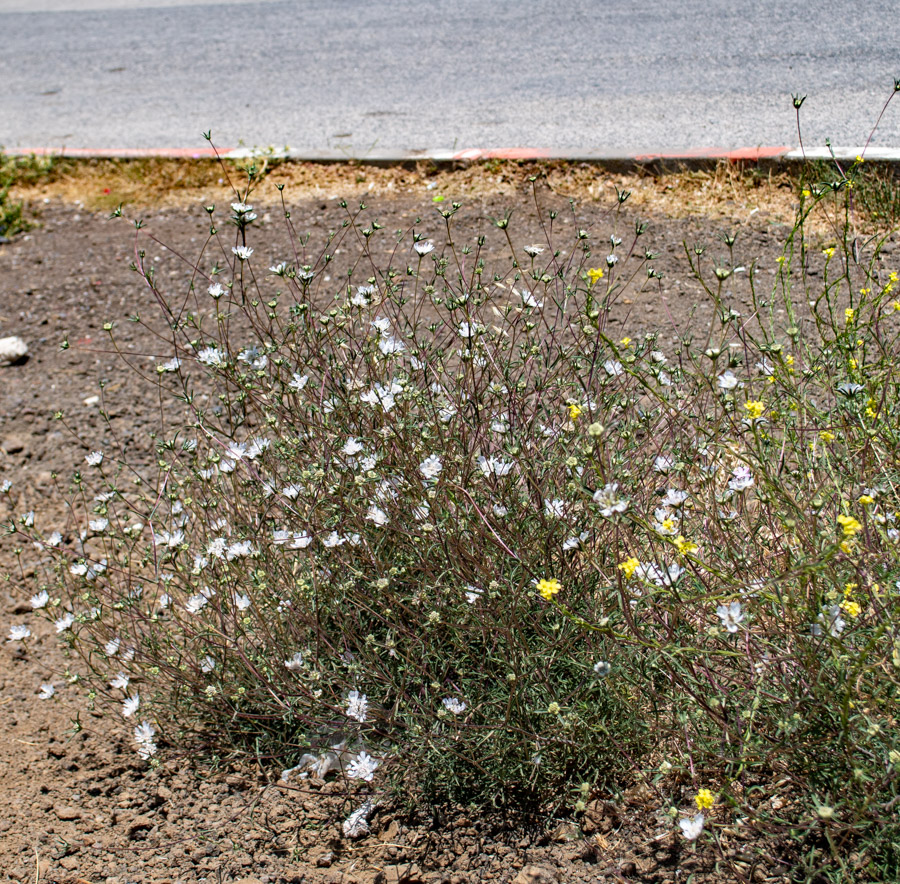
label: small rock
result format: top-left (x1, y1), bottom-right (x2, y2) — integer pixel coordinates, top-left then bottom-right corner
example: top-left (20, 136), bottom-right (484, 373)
top-left (2, 434), bottom-right (28, 456)
top-left (232, 879), bottom-right (266, 884)
top-left (512, 867), bottom-right (558, 884)
top-left (383, 864), bottom-right (422, 884)
top-left (59, 856), bottom-right (79, 870)
top-left (316, 851), bottom-right (334, 868)
top-left (83, 395), bottom-right (100, 406)
top-left (54, 804), bottom-right (80, 821)
top-left (126, 814), bottom-right (154, 838)
top-left (0, 336), bottom-right (27, 365)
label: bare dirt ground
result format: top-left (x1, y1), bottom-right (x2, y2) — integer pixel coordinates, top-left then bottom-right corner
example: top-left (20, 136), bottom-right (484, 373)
top-left (0, 162), bottom-right (847, 883)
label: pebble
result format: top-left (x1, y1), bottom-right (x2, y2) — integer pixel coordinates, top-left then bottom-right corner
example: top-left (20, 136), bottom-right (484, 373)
top-left (0, 336), bottom-right (28, 365)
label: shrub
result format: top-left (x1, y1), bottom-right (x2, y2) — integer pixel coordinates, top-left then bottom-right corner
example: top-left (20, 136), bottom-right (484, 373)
top-left (10, 144), bottom-right (900, 875)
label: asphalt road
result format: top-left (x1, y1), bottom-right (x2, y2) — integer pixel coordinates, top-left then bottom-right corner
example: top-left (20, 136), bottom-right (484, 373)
top-left (2, 0), bottom-right (899, 154)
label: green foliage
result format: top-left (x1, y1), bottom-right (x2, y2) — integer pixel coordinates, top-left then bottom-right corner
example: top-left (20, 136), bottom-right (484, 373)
top-left (0, 150), bottom-right (54, 238)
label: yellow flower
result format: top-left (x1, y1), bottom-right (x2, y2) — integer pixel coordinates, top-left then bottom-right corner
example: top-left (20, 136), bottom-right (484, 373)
top-left (776, 256), bottom-right (786, 265)
top-left (695, 789), bottom-right (715, 811)
top-left (849, 357), bottom-right (858, 370)
top-left (856, 154), bottom-right (865, 164)
top-left (587, 267), bottom-right (605, 286)
top-left (620, 337), bottom-right (632, 347)
top-left (744, 400), bottom-right (765, 420)
top-left (894, 301), bottom-right (900, 312)
top-left (845, 308), bottom-right (855, 324)
top-left (841, 599), bottom-right (862, 618)
top-left (536, 577), bottom-right (561, 601)
top-left (837, 514), bottom-right (863, 538)
top-left (568, 403), bottom-right (583, 421)
top-left (802, 189), bottom-right (811, 197)
top-left (618, 557), bottom-right (640, 579)
top-left (823, 247), bottom-right (836, 258)
top-left (785, 354), bottom-right (794, 366)
top-left (674, 535), bottom-right (698, 555)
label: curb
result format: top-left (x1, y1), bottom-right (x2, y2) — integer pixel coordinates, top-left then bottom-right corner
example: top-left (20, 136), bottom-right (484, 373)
top-left (6, 145), bottom-right (900, 164)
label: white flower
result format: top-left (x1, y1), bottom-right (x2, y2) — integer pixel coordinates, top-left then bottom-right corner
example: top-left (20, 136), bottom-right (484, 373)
top-left (273, 529), bottom-right (291, 545)
top-left (606, 253), bottom-right (618, 266)
top-left (197, 346), bottom-right (226, 368)
top-left (679, 813), bottom-right (704, 841)
top-left (716, 601), bottom-right (744, 633)
top-left (231, 202), bottom-right (254, 214)
top-left (30, 590), bottom-right (49, 610)
top-left (816, 604), bottom-right (846, 638)
top-left (442, 697), bottom-right (466, 714)
top-left (346, 690), bottom-right (369, 723)
top-left (346, 750), bottom-right (379, 782)
top-left (603, 359), bottom-right (624, 377)
top-left (562, 530), bottom-right (590, 551)
top-left (517, 288), bottom-right (543, 309)
top-left (289, 532), bottom-right (312, 549)
top-left (110, 672), bottom-right (130, 690)
top-left (38, 683), bottom-right (55, 700)
top-left (342, 437), bottom-right (364, 457)
top-left (636, 562), bottom-right (684, 588)
top-left (89, 518), bottom-right (109, 533)
top-left (593, 483), bottom-right (628, 517)
top-left (523, 244), bottom-right (544, 257)
top-left (660, 488), bottom-right (688, 508)
top-left (122, 694), bottom-right (140, 718)
top-left (654, 455), bottom-right (675, 473)
top-left (270, 261), bottom-right (288, 275)
top-left (360, 381), bottom-right (403, 413)
top-left (232, 245), bottom-right (253, 260)
top-left (159, 356), bottom-right (182, 373)
top-left (756, 358), bottom-right (774, 376)
top-left (717, 370), bottom-right (741, 391)
top-left (728, 466), bottom-right (754, 492)
top-left (226, 540), bottom-right (253, 560)
top-left (45, 531), bottom-right (62, 547)
top-left (201, 655), bottom-right (216, 674)
top-left (322, 531), bottom-right (345, 548)
top-left (464, 585), bottom-right (484, 604)
top-left (419, 454), bottom-right (443, 481)
top-left (366, 505), bottom-right (389, 527)
top-left (289, 372), bottom-right (309, 391)
top-left (234, 593), bottom-right (251, 611)
top-left (21, 511), bottom-right (34, 528)
top-left (281, 484), bottom-right (301, 500)
top-left (284, 651), bottom-right (304, 671)
top-left (378, 335), bottom-right (405, 356)
top-left (477, 455), bottom-right (514, 477)
top-left (55, 613), bottom-right (75, 633)
top-left (544, 498), bottom-right (565, 519)
top-left (458, 321), bottom-right (479, 338)
top-left (207, 537), bottom-right (227, 559)
top-left (85, 450), bottom-right (104, 466)
top-left (104, 637), bottom-right (121, 656)
top-left (185, 593), bottom-right (208, 614)
top-left (413, 240), bottom-right (434, 256)
top-left (208, 282), bottom-right (226, 299)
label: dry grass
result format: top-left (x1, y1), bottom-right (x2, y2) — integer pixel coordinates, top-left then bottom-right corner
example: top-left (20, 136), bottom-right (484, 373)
top-left (6, 156), bottom-right (806, 223)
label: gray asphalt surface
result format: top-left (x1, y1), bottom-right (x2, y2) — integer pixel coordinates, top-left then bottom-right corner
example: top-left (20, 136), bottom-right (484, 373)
top-left (2, 0), bottom-right (899, 154)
